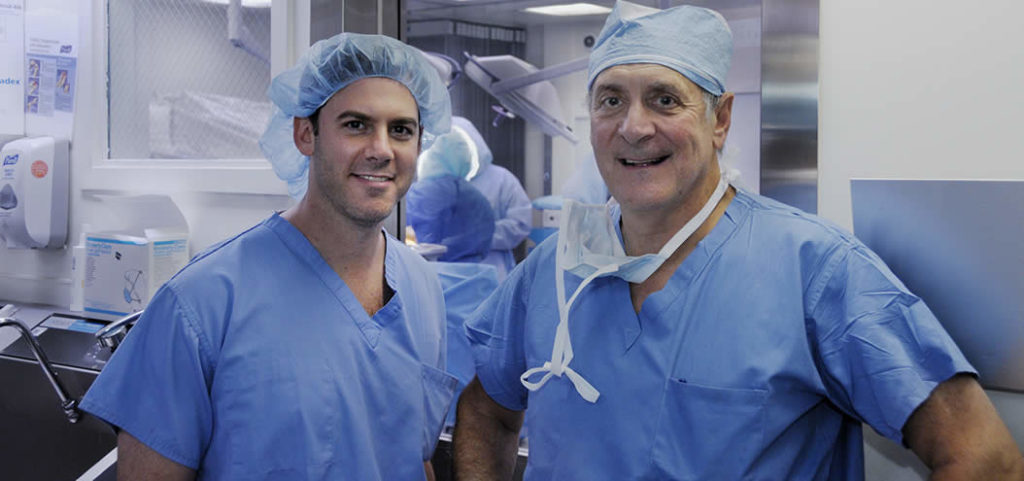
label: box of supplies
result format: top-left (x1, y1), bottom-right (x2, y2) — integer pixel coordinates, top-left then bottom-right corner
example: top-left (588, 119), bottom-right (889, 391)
top-left (82, 195), bottom-right (189, 316)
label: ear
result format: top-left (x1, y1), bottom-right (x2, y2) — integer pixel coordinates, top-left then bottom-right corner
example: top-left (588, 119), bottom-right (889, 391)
top-left (712, 92), bottom-right (734, 151)
top-left (294, 117), bottom-right (316, 157)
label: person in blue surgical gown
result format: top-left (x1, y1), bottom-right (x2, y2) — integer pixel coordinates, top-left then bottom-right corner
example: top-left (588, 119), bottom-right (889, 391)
top-left (81, 33), bottom-right (456, 480)
top-left (406, 130), bottom-right (501, 430)
top-left (454, 116), bottom-right (532, 281)
top-left (406, 129), bottom-right (496, 265)
top-left (453, 2), bottom-right (1024, 480)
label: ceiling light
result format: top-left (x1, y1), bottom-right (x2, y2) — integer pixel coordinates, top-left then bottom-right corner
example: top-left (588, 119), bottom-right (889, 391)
top-left (523, 3), bottom-right (612, 16)
top-left (203, 0), bottom-right (273, 8)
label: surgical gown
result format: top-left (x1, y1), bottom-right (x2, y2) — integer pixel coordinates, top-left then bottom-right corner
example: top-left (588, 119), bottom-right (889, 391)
top-left (466, 190), bottom-right (974, 480)
top-left (81, 214), bottom-right (456, 480)
top-left (469, 164), bottom-right (532, 280)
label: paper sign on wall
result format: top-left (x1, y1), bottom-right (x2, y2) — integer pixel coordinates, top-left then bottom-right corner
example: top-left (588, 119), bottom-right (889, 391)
top-left (24, 5), bottom-right (77, 139)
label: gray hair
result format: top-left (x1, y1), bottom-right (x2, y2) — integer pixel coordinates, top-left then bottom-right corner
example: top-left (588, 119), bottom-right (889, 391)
top-left (703, 90), bottom-right (720, 123)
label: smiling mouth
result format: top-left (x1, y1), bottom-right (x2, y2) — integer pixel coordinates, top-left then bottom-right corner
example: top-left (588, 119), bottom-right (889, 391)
top-left (353, 174), bottom-right (393, 182)
top-left (618, 155), bottom-right (669, 167)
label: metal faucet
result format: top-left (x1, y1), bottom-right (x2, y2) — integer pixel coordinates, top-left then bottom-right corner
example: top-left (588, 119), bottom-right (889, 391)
top-left (0, 317), bottom-right (81, 423)
top-left (94, 310), bottom-right (144, 352)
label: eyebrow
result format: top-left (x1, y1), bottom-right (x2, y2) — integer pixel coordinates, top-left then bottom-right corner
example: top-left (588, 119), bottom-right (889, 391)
top-left (591, 83), bottom-right (624, 96)
top-left (336, 111), bottom-right (418, 128)
top-left (646, 81), bottom-right (687, 97)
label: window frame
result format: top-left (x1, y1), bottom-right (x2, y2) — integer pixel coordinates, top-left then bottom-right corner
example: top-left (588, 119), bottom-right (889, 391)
top-left (79, 0), bottom-right (310, 195)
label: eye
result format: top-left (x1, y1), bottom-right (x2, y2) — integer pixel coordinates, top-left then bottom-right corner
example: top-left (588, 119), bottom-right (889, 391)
top-left (656, 95), bottom-right (679, 107)
top-left (602, 96), bottom-right (621, 108)
top-left (343, 120), bottom-right (365, 131)
top-left (390, 124), bottom-right (415, 140)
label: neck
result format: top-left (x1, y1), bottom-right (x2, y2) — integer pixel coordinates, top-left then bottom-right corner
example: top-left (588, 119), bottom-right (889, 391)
top-left (282, 197), bottom-right (386, 277)
top-left (620, 170), bottom-right (727, 257)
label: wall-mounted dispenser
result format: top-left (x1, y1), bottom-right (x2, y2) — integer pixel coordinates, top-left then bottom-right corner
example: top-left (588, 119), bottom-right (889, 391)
top-left (0, 137), bottom-right (69, 249)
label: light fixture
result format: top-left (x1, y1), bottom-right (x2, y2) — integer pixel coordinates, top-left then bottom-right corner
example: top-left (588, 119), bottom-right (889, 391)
top-left (523, 3), bottom-right (612, 16)
top-left (203, 0), bottom-right (273, 8)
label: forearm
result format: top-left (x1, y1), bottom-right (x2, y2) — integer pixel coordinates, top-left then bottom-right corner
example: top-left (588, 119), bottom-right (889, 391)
top-left (906, 374), bottom-right (1024, 481)
top-left (453, 379), bottom-right (523, 481)
top-left (928, 456), bottom-right (1024, 481)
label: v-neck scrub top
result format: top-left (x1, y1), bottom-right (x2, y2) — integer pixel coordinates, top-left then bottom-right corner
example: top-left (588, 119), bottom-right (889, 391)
top-left (82, 214), bottom-right (456, 480)
top-left (466, 190), bottom-right (974, 480)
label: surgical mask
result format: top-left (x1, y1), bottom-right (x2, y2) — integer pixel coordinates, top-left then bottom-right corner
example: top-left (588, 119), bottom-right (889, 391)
top-left (520, 168), bottom-right (737, 403)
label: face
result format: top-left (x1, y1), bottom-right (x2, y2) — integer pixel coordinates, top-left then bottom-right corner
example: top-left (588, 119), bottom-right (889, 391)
top-left (589, 64), bottom-right (732, 217)
top-left (294, 77), bottom-right (421, 228)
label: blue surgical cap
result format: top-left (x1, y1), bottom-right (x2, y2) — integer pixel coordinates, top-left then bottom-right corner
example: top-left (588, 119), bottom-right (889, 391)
top-left (406, 177), bottom-right (495, 263)
top-left (418, 130), bottom-right (474, 180)
top-left (260, 33), bottom-right (452, 199)
top-left (587, 0), bottom-right (733, 96)
top-left (451, 117), bottom-right (492, 180)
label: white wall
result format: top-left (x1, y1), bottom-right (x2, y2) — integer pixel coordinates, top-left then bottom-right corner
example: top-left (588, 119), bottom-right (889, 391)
top-left (819, 1), bottom-right (1024, 478)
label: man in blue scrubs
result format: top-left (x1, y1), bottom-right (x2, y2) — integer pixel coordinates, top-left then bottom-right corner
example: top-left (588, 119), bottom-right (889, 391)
top-left (81, 33), bottom-right (456, 480)
top-left (453, 2), bottom-right (1024, 480)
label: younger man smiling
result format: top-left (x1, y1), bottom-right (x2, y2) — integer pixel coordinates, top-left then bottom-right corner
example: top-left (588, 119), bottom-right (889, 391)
top-left (82, 33), bottom-right (456, 480)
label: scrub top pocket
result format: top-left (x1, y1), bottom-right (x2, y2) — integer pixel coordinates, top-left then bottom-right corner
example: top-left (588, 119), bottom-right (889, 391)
top-left (421, 363), bottom-right (458, 460)
top-left (649, 379), bottom-right (767, 480)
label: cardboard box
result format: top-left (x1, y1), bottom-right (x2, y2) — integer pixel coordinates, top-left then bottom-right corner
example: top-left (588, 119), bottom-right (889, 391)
top-left (83, 195), bottom-right (189, 316)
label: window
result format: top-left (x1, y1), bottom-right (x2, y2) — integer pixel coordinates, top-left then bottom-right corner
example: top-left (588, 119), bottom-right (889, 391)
top-left (107, 0), bottom-right (272, 160)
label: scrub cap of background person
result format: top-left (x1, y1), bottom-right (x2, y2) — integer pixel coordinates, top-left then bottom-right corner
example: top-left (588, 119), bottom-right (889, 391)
top-left (417, 130), bottom-right (474, 180)
top-left (260, 33), bottom-right (452, 199)
top-left (406, 177), bottom-right (496, 263)
top-left (451, 116), bottom-right (492, 180)
top-left (587, 0), bottom-right (733, 96)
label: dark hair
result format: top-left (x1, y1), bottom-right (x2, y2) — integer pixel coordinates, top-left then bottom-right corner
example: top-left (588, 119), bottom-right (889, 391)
top-left (306, 106), bottom-right (323, 136)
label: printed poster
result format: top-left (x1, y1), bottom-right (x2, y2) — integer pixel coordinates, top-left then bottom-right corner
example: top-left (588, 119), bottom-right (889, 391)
top-left (24, 4), bottom-right (77, 139)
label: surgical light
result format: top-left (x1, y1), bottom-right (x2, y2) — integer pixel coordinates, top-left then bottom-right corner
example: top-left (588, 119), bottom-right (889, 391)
top-left (463, 53), bottom-right (580, 143)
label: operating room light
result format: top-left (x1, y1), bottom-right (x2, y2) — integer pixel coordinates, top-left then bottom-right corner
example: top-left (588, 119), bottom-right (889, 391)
top-left (523, 3), bottom-right (612, 16)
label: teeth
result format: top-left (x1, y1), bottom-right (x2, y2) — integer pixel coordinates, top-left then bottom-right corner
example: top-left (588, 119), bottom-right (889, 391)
top-left (621, 157), bottom-right (663, 165)
top-left (357, 175), bottom-right (390, 182)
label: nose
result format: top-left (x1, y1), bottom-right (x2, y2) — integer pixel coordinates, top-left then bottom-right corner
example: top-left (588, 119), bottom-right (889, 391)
top-left (618, 103), bottom-right (656, 145)
top-left (365, 128), bottom-right (393, 163)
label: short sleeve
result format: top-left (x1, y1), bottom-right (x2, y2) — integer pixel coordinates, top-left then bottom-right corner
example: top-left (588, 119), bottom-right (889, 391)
top-left (79, 284), bottom-right (214, 469)
top-left (465, 260), bottom-right (532, 411)
top-left (808, 245), bottom-right (975, 444)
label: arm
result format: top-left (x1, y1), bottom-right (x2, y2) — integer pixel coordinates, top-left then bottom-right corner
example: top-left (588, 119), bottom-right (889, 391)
top-left (490, 173), bottom-right (532, 251)
top-left (903, 374), bottom-right (1024, 480)
top-left (118, 430), bottom-right (196, 481)
top-left (453, 377), bottom-right (524, 481)
top-left (425, 461), bottom-right (436, 481)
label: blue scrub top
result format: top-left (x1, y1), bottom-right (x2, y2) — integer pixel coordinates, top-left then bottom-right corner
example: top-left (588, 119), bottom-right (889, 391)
top-left (467, 190), bottom-right (974, 480)
top-left (81, 214), bottom-right (456, 480)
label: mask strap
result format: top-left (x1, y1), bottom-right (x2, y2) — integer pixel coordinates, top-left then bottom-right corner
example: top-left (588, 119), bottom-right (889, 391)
top-left (650, 173), bottom-right (731, 261)
top-left (520, 210), bottom-right (612, 403)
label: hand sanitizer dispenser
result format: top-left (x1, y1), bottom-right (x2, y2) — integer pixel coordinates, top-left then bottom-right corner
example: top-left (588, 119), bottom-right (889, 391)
top-left (0, 137), bottom-right (69, 249)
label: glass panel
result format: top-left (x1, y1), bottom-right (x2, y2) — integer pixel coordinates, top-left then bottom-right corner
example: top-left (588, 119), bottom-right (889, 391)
top-left (107, 0), bottom-right (273, 159)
